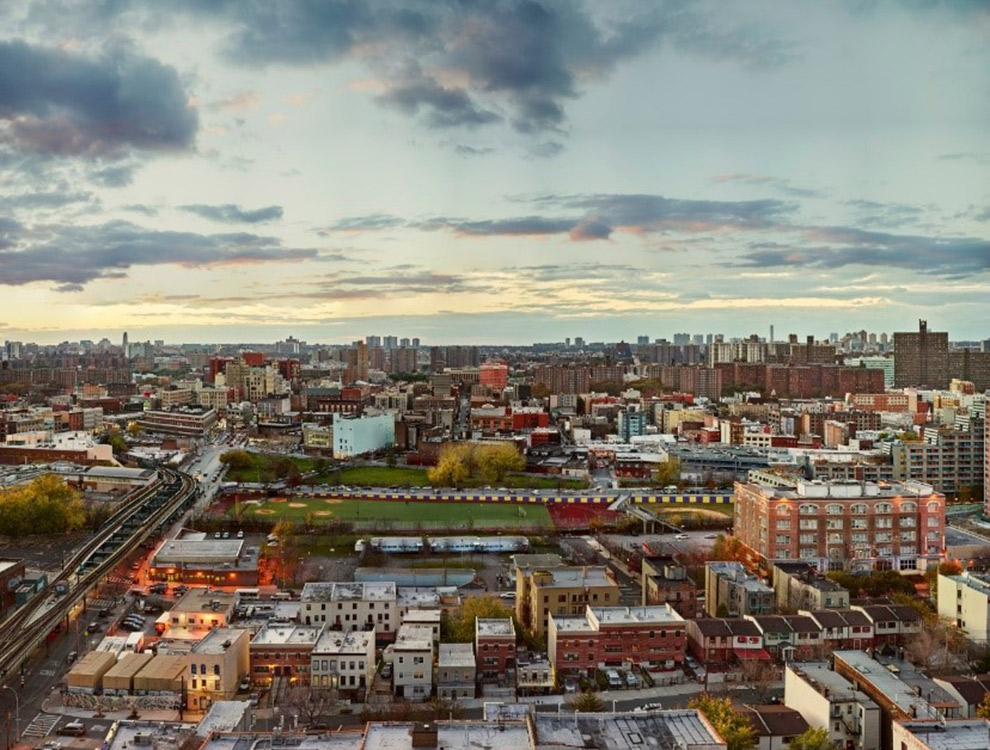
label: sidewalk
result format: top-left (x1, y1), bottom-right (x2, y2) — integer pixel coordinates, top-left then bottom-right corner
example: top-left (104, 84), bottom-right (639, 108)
top-left (456, 681), bottom-right (703, 710)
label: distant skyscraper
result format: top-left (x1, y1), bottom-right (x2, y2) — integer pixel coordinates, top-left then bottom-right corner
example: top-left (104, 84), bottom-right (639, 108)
top-left (399, 337), bottom-right (410, 348)
top-left (383, 335), bottom-right (398, 349)
top-left (411, 338), bottom-right (421, 348)
top-left (637, 335), bottom-right (650, 346)
top-left (122, 331), bottom-right (129, 357)
top-left (574, 337), bottom-right (585, 348)
top-left (565, 338), bottom-right (571, 347)
top-left (366, 335), bottom-right (381, 348)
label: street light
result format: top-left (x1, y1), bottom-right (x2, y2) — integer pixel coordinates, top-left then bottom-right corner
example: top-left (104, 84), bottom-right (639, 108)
top-left (1, 684), bottom-right (19, 748)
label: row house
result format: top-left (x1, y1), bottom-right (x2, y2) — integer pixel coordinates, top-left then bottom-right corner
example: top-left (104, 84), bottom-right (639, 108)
top-left (801, 609), bottom-right (874, 650)
top-left (475, 618), bottom-right (516, 682)
top-left (548, 605), bottom-right (686, 680)
top-left (300, 581), bottom-right (397, 637)
top-left (745, 615), bottom-right (824, 659)
top-left (249, 623), bottom-right (322, 687)
top-left (641, 555), bottom-right (699, 619)
top-left (685, 618), bottom-right (767, 666)
top-left (850, 603), bottom-right (923, 646)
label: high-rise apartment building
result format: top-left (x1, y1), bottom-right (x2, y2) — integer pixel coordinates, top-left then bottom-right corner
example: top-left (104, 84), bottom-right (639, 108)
top-left (893, 320), bottom-right (949, 388)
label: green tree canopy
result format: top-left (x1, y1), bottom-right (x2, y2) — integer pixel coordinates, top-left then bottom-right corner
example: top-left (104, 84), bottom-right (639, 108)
top-left (441, 594), bottom-right (515, 643)
top-left (570, 691), bottom-right (606, 713)
top-left (689, 695), bottom-right (757, 750)
top-left (788, 727), bottom-right (834, 750)
top-left (0, 474), bottom-right (86, 537)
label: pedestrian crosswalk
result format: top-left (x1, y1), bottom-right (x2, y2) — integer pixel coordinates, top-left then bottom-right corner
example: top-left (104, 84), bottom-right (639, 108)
top-left (21, 713), bottom-right (60, 739)
top-left (38, 668), bottom-right (57, 677)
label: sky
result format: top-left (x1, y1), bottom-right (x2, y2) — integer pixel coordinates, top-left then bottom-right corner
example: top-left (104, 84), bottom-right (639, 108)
top-left (0, 0), bottom-right (988, 346)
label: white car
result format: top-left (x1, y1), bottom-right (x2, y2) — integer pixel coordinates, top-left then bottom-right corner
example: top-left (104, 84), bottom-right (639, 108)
top-left (675, 534), bottom-right (689, 540)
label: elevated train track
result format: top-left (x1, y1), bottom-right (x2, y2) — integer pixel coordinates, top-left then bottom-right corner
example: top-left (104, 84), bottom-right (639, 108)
top-left (0, 467), bottom-right (197, 678)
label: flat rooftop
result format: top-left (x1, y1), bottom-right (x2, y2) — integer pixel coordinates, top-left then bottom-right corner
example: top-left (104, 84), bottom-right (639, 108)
top-left (531, 710), bottom-right (725, 750)
top-left (153, 539), bottom-right (244, 563)
top-left (394, 625), bottom-right (434, 651)
top-left (301, 581), bottom-right (397, 602)
top-left (251, 624), bottom-right (323, 647)
top-left (439, 643), bottom-right (475, 668)
top-left (312, 629), bottom-right (374, 655)
top-left (551, 614), bottom-right (596, 633)
top-left (476, 618), bottom-right (515, 638)
top-left (363, 722), bottom-right (528, 750)
top-left (191, 628), bottom-right (247, 655)
top-left (535, 567), bottom-right (615, 589)
top-left (896, 719), bottom-right (990, 750)
top-left (787, 662), bottom-right (877, 705)
top-left (172, 589), bottom-right (237, 612)
top-left (590, 605), bottom-right (684, 626)
top-left (836, 650), bottom-right (939, 718)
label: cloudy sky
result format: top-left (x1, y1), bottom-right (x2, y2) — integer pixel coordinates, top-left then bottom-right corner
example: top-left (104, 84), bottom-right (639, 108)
top-left (0, 0), bottom-right (988, 345)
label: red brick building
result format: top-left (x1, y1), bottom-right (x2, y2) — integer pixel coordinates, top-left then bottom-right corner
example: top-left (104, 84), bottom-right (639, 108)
top-left (248, 624), bottom-right (323, 686)
top-left (475, 618), bottom-right (516, 681)
top-left (734, 479), bottom-right (946, 574)
top-left (548, 605), bottom-right (686, 679)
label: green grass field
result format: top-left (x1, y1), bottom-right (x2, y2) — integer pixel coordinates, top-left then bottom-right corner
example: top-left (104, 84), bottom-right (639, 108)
top-left (234, 496), bottom-right (553, 530)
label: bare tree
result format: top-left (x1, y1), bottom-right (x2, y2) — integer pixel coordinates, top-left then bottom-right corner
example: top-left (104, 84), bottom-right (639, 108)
top-left (284, 684), bottom-right (341, 728)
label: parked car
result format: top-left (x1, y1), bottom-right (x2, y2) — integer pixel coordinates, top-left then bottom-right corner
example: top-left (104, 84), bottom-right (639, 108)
top-left (675, 534), bottom-right (689, 540)
top-left (66, 651), bottom-right (77, 664)
top-left (58, 722), bottom-right (86, 737)
top-left (248, 694), bottom-right (260, 707)
top-left (625, 672), bottom-right (638, 687)
top-left (381, 663), bottom-right (392, 679)
top-left (239, 677), bottom-right (251, 692)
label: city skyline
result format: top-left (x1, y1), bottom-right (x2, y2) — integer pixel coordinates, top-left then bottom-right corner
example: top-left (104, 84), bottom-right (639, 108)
top-left (0, 1), bottom-right (988, 344)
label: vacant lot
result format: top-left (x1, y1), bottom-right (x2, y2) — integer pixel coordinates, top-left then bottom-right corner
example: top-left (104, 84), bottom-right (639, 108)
top-left (234, 496), bottom-right (553, 531)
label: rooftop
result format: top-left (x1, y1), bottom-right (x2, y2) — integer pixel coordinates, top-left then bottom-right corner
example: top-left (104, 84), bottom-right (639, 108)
top-left (707, 562), bottom-right (773, 593)
top-left (531, 710), bottom-right (725, 750)
top-left (589, 605), bottom-right (685, 626)
top-left (944, 573), bottom-right (990, 598)
top-left (312, 629), bottom-right (374, 655)
top-left (835, 651), bottom-right (940, 719)
top-left (172, 588), bottom-right (237, 612)
top-left (191, 628), bottom-right (247, 655)
top-left (153, 539), bottom-right (244, 563)
top-left (439, 643), bottom-right (475, 668)
top-left (363, 722), bottom-right (528, 750)
top-left (251, 624), bottom-right (323, 647)
top-left (896, 719), bottom-right (990, 750)
top-left (533, 566), bottom-right (615, 589)
top-left (301, 581), bottom-right (397, 602)
top-left (750, 478), bottom-right (939, 500)
top-left (476, 618), bottom-right (515, 638)
top-left (395, 625), bottom-right (434, 651)
top-left (787, 662), bottom-right (877, 705)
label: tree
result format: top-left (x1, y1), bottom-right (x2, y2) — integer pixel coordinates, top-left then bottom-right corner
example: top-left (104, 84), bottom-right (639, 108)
top-left (654, 458), bottom-right (682, 488)
top-left (219, 449), bottom-right (254, 470)
top-left (788, 727), bottom-right (834, 750)
top-left (428, 444), bottom-right (473, 487)
top-left (105, 428), bottom-right (128, 456)
top-left (689, 695), bottom-right (757, 750)
top-left (976, 694), bottom-right (990, 720)
top-left (442, 594), bottom-right (515, 643)
top-left (476, 443), bottom-right (525, 483)
top-left (740, 659), bottom-right (779, 703)
top-left (570, 691), bottom-right (606, 713)
top-left (126, 421), bottom-right (143, 437)
top-left (0, 474), bottom-right (87, 537)
top-left (709, 535), bottom-right (748, 563)
top-left (385, 444), bottom-right (397, 468)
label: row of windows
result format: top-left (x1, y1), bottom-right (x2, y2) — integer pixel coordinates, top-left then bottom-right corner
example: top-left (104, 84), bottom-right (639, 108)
top-left (784, 501), bottom-right (938, 515)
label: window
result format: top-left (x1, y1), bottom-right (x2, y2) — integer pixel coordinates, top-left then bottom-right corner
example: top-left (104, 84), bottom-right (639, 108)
top-left (826, 504), bottom-right (843, 515)
top-left (191, 664), bottom-right (197, 675)
top-left (875, 503), bottom-right (892, 514)
top-left (776, 535), bottom-right (791, 545)
top-left (777, 520), bottom-right (791, 530)
top-left (213, 665), bottom-right (220, 675)
top-left (826, 519), bottom-right (843, 530)
top-left (851, 518), bottom-right (868, 529)
top-left (876, 517), bottom-right (892, 528)
top-left (900, 501), bottom-right (917, 513)
top-left (850, 503), bottom-right (867, 515)
top-left (928, 517), bottom-right (940, 527)
top-left (928, 501), bottom-right (940, 513)
top-left (799, 504), bottom-right (819, 515)
top-left (800, 533), bottom-right (816, 544)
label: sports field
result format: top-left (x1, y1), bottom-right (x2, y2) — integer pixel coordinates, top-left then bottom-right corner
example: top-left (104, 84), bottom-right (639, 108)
top-left (233, 496), bottom-right (553, 530)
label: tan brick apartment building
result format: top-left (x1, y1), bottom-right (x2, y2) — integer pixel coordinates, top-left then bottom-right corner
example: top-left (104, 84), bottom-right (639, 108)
top-left (734, 479), bottom-right (945, 574)
top-left (515, 565), bottom-right (620, 639)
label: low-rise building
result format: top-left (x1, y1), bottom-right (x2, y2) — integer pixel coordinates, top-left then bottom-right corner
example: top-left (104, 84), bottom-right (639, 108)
top-left (937, 572), bottom-right (990, 642)
top-left (437, 643), bottom-right (475, 701)
top-left (705, 561), bottom-right (775, 618)
top-left (741, 705), bottom-right (810, 750)
top-left (893, 719), bottom-right (990, 750)
top-left (310, 629), bottom-right (375, 700)
top-left (149, 538), bottom-right (260, 587)
top-left (300, 581), bottom-right (397, 636)
top-left (932, 675), bottom-right (990, 718)
top-left (802, 609), bottom-right (874, 649)
top-left (851, 603), bottom-right (922, 645)
top-left (548, 604), bottom-right (686, 679)
top-left (164, 589), bottom-right (237, 635)
top-left (516, 652), bottom-right (553, 696)
top-left (745, 615), bottom-right (824, 659)
top-left (475, 618), bottom-right (516, 682)
top-left (686, 617), bottom-right (768, 666)
top-left (784, 662), bottom-right (881, 750)
top-left (393, 624), bottom-right (434, 701)
top-left (772, 561), bottom-right (850, 611)
top-left (641, 555), bottom-right (698, 619)
top-left (249, 623), bottom-right (323, 687)
top-left (516, 565), bottom-right (620, 639)
top-left (185, 628), bottom-right (251, 711)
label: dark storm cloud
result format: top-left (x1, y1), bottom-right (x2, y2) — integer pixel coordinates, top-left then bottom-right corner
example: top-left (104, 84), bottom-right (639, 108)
top-left (0, 40), bottom-right (197, 158)
top-left (139, 0), bottom-right (795, 137)
top-left (178, 204), bottom-right (284, 224)
top-left (741, 227), bottom-right (990, 277)
top-left (0, 220), bottom-right (317, 287)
